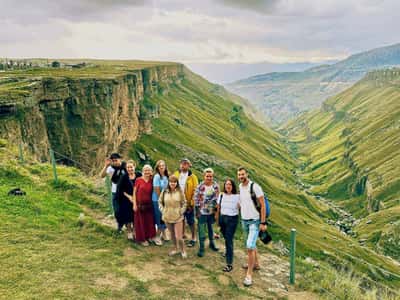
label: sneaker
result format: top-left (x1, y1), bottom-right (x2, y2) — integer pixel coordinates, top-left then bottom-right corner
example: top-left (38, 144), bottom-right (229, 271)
top-left (209, 243), bottom-right (219, 252)
top-left (243, 276), bottom-right (252, 287)
top-left (181, 251), bottom-right (187, 259)
top-left (127, 233), bottom-right (134, 240)
top-left (154, 237), bottom-right (163, 246)
top-left (187, 240), bottom-right (196, 247)
top-left (141, 241), bottom-right (149, 247)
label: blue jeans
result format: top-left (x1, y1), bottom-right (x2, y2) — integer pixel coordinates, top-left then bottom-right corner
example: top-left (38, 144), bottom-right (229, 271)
top-left (112, 192), bottom-right (122, 229)
top-left (153, 201), bottom-right (166, 230)
top-left (219, 215), bottom-right (238, 265)
top-left (242, 219), bottom-right (260, 250)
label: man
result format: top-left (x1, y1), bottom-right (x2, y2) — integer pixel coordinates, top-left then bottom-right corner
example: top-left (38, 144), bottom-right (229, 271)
top-left (100, 153), bottom-right (125, 232)
top-left (237, 166), bottom-right (267, 287)
top-left (174, 158), bottom-right (198, 247)
top-left (194, 168), bottom-right (219, 257)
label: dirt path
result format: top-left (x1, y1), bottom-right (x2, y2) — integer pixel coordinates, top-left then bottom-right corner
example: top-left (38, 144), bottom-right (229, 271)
top-left (89, 210), bottom-right (318, 299)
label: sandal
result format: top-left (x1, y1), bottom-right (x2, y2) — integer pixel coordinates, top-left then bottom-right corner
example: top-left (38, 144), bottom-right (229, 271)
top-left (241, 263), bottom-right (261, 270)
top-left (223, 265), bottom-right (233, 272)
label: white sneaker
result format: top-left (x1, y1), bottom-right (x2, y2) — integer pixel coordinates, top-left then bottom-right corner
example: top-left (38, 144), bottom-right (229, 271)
top-left (243, 276), bottom-right (252, 287)
top-left (127, 233), bottom-right (133, 240)
top-left (154, 237), bottom-right (163, 246)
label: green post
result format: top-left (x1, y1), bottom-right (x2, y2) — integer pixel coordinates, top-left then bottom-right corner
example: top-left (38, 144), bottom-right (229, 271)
top-left (18, 143), bottom-right (24, 163)
top-left (49, 149), bottom-right (58, 184)
top-left (105, 176), bottom-right (113, 212)
top-left (290, 228), bottom-right (297, 285)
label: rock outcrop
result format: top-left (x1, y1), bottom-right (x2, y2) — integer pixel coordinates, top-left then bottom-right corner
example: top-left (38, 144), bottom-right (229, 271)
top-left (0, 64), bottom-right (184, 173)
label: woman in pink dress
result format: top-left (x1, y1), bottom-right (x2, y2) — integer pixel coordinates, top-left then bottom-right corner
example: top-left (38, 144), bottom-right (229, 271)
top-left (130, 164), bottom-right (156, 246)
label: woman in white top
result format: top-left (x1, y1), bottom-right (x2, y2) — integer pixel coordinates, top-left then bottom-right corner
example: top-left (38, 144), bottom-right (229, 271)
top-left (216, 179), bottom-right (240, 272)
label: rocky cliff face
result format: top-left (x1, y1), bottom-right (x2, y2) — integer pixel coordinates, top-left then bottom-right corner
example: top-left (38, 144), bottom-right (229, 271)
top-left (0, 64), bottom-right (184, 173)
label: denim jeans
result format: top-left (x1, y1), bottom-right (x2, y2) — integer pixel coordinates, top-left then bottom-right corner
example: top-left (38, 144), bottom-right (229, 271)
top-left (242, 219), bottom-right (260, 250)
top-left (112, 192), bottom-right (121, 229)
top-left (153, 201), bottom-right (166, 230)
top-left (197, 214), bottom-right (215, 244)
top-left (219, 215), bottom-right (238, 265)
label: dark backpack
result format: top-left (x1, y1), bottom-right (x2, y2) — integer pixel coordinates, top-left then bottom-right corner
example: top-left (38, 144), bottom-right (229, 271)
top-left (250, 182), bottom-right (271, 218)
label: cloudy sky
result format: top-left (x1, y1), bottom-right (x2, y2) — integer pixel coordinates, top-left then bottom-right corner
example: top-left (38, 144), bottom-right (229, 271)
top-left (1, 0), bottom-right (399, 82)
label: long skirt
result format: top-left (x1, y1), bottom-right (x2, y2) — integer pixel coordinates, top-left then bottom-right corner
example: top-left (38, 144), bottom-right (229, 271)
top-left (134, 204), bottom-right (156, 242)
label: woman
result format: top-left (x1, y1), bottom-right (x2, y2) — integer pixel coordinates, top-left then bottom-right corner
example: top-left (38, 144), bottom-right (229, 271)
top-left (118, 160), bottom-right (142, 240)
top-left (159, 175), bottom-right (187, 258)
top-left (216, 179), bottom-right (240, 272)
top-left (127, 164), bottom-right (156, 246)
top-left (152, 160), bottom-right (169, 245)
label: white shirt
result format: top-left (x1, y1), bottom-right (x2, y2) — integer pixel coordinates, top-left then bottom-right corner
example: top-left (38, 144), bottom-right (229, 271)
top-left (218, 193), bottom-right (239, 216)
top-left (239, 180), bottom-right (263, 220)
top-left (179, 172), bottom-right (189, 190)
top-left (106, 166), bottom-right (117, 193)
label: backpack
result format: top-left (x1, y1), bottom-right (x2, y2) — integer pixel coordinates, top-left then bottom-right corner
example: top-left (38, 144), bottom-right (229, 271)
top-left (250, 182), bottom-right (271, 218)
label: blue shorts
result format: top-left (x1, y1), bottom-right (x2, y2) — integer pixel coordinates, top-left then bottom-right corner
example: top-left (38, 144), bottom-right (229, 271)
top-left (242, 219), bottom-right (260, 250)
top-left (184, 209), bottom-right (195, 226)
top-left (152, 201), bottom-right (166, 230)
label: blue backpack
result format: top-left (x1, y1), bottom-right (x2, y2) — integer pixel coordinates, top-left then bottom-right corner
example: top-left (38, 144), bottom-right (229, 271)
top-left (250, 182), bottom-right (271, 218)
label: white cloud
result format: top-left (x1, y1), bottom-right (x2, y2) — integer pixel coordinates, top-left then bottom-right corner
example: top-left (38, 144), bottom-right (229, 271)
top-left (0, 0), bottom-right (398, 66)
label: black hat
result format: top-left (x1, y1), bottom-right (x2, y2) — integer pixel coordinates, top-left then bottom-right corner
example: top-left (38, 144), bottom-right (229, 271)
top-left (109, 153), bottom-right (122, 159)
top-left (259, 230), bottom-right (272, 245)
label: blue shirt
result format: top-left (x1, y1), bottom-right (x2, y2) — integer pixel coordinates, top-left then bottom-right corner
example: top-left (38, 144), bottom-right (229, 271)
top-left (152, 174), bottom-right (168, 202)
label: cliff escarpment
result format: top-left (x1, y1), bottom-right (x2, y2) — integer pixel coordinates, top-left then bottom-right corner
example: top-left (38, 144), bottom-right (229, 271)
top-left (0, 63), bottom-right (184, 172)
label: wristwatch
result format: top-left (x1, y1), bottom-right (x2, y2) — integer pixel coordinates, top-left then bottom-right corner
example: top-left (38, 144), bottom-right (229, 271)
top-left (260, 221), bottom-right (267, 225)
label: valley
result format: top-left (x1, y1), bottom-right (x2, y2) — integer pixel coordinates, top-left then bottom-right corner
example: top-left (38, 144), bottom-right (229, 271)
top-left (0, 60), bottom-right (399, 299)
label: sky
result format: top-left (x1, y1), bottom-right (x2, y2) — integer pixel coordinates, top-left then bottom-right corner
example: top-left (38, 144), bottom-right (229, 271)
top-left (1, 0), bottom-right (399, 83)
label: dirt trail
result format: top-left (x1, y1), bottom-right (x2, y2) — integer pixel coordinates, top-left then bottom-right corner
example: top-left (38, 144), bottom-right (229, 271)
top-left (91, 211), bottom-right (318, 299)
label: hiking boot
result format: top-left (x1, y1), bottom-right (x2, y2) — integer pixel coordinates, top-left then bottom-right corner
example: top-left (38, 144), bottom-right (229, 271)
top-left (209, 241), bottom-right (219, 252)
top-left (197, 249), bottom-right (205, 257)
top-left (197, 239), bottom-right (205, 257)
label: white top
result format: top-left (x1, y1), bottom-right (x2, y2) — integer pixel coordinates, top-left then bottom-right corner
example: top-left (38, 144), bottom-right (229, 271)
top-left (218, 193), bottom-right (240, 216)
top-left (239, 180), bottom-right (263, 220)
top-left (179, 171), bottom-right (189, 190)
top-left (106, 166), bottom-right (117, 193)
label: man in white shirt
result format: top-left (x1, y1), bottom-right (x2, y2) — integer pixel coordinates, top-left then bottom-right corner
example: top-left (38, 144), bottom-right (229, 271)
top-left (100, 153), bottom-right (123, 232)
top-left (238, 167), bottom-right (267, 287)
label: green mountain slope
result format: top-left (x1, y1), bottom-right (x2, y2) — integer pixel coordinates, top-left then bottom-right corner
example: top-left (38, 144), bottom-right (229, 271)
top-left (283, 68), bottom-right (400, 260)
top-left (227, 43), bottom-right (400, 125)
top-left (0, 61), bottom-right (399, 298)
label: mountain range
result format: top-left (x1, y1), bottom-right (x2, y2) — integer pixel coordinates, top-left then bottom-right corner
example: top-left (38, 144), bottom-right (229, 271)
top-left (227, 43), bottom-right (400, 125)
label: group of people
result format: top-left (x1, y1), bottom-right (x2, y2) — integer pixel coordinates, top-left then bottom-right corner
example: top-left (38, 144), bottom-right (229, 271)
top-left (100, 153), bottom-right (267, 286)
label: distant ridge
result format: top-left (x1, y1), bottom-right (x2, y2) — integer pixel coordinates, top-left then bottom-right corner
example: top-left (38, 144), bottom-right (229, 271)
top-left (227, 42), bottom-right (400, 125)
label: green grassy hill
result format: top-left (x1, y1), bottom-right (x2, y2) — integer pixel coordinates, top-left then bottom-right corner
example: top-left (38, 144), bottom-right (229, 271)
top-left (227, 43), bottom-right (400, 125)
top-left (283, 68), bottom-right (400, 261)
top-left (0, 60), bottom-right (399, 299)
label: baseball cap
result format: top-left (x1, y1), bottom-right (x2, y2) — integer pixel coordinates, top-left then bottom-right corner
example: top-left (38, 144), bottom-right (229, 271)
top-left (109, 153), bottom-right (122, 159)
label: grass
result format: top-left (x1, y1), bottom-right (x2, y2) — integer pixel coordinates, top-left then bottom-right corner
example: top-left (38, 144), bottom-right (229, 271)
top-left (283, 69), bottom-right (400, 260)
top-left (1, 62), bottom-right (399, 298)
